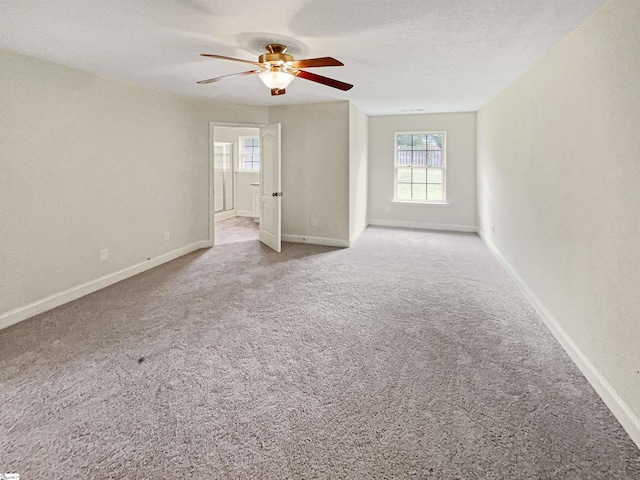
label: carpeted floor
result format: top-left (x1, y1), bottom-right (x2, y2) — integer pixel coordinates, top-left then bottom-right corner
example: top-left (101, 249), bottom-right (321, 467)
top-left (1, 227), bottom-right (639, 479)
top-left (215, 216), bottom-right (259, 245)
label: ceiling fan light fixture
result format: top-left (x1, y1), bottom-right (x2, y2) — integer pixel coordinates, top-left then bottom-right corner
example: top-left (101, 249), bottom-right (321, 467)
top-left (198, 44), bottom-right (353, 95)
top-left (258, 69), bottom-right (295, 90)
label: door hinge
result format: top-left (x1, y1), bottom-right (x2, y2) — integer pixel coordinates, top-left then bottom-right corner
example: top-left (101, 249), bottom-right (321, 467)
top-left (272, 192), bottom-right (283, 197)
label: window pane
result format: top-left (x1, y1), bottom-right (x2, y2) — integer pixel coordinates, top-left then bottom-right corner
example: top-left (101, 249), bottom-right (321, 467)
top-left (427, 184), bottom-right (443, 201)
top-left (241, 153), bottom-right (260, 171)
top-left (242, 137), bottom-right (260, 158)
top-left (427, 149), bottom-right (443, 167)
top-left (413, 184), bottom-right (427, 200)
top-left (428, 168), bottom-right (443, 183)
top-left (427, 134), bottom-right (443, 148)
top-left (397, 167), bottom-right (411, 183)
top-left (413, 134), bottom-right (427, 150)
top-left (413, 168), bottom-right (427, 183)
top-left (397, 183), bottom-right (412, 200)
top-left (412, 150), bottom-right (427, 166)
top-left (397, 135), bottom-right (412, 149)
top-left (397, 150), bottom-right (411, 166)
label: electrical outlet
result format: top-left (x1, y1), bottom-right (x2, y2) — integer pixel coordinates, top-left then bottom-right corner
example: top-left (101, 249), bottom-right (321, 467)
top-left (310, 218), bottom-right (318, 227)
top-left (100, 249), bottom-right (109, 261)
top-left (164, 231), bottom-right (171, 241)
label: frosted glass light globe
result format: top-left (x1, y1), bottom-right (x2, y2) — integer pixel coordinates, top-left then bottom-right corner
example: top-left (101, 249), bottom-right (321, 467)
top-left (258, 70), bottom-right (295, 90)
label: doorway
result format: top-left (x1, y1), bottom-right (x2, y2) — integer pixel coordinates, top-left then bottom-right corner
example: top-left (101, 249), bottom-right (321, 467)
top-left (209, 122), bottom-right (282, 251)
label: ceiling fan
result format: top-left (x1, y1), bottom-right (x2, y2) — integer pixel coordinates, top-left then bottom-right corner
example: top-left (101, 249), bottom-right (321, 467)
top-left (197, 44), bottom-right (353, 96)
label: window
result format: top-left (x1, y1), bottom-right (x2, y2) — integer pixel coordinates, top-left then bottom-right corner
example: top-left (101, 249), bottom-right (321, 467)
top-left (395, 132), bottom-right (445, 203)
top-left (239, 136), bottom-right (260, 171)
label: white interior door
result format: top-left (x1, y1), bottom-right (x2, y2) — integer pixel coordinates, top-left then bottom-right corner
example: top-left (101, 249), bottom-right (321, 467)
top-left (259, 123), bottom-right (282, 252)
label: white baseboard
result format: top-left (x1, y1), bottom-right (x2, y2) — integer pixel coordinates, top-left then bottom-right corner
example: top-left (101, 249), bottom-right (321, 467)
top-left (281, 234), bottom-right (350, 248)
top-left (368, 219), bottom-right (477, 233)
top-left (236, 210), bottom-right (254, 217)
top-left (0, 241), bottom-right (211, 331)
top-left (214, 209), bottom-right (236, 222)
top-left (478, 229), bottom-right (640, 449)
top-left (349, 221), bottom-right (369, 247)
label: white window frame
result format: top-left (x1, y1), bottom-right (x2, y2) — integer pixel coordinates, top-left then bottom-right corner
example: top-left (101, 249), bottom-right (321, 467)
top-left (238, 136), bottom-right (260, 172)
top-left (393, 131), bottom-right (447, 204)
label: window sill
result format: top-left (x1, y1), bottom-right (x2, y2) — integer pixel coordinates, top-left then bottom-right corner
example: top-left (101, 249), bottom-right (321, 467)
top-left (392, 200), bottom-right (450, 206)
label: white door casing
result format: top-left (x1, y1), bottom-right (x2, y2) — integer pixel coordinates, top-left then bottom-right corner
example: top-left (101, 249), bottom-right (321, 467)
top-left (259, 123), bottom-right (282, 252)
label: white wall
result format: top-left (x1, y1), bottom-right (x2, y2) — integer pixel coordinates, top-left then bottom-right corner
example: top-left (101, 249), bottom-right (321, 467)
top-left (368, 113), bottom-right (477, 231)
top-left (268, 102), bottom-right (351, 246)
top-left (0, 48), bottom-right (267, 323)
top-left (476, 0), bottom-right (640, 445)
top-left (349, 103), bottom-right (368, 245)
top-left (213, 127), bottom-right (260, 217)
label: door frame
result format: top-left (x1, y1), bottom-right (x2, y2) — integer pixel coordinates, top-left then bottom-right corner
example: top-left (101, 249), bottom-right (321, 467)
top-left (208, 121), bottom-right (267, 247)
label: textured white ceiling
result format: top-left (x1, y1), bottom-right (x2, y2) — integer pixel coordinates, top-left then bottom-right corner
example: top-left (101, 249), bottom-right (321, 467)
top-left (0, 0), bottom-right (606, 115)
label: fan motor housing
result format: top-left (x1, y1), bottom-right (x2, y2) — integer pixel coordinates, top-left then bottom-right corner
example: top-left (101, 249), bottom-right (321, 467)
top-left (259, 44), bottom-right (293, 65)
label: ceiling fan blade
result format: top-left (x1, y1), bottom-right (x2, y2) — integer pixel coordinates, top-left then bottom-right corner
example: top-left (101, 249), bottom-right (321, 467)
top-left (197, 70), bottom-right (260, 84)
top-left (288, 57), bottom-right (344, 68)
top-left (200, 54), bottom-right (259, 65)
top-left (295, 70), bottom-right (353, 91)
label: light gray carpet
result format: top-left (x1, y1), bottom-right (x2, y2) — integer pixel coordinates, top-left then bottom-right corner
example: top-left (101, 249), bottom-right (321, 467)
top-left (215, 216), bottom-right (259, 245)
top-left (1, 227), bottom-right (639, 479)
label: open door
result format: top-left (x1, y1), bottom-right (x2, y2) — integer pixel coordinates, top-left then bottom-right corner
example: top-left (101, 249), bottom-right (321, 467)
top-left (259, 123), bottom-right (282, 252)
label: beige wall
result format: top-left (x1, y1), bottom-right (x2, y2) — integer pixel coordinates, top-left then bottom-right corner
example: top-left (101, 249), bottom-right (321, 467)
top-left (0, 49), bottom-right (267, 317)
top-left (269, 102), bottom-right (351, 245)
top-left (349, 103), bottom-right (368, 245)
top-left (477, 0), bottom-right (640, 443)
top-left (368, 113), bottom-right (477, 231)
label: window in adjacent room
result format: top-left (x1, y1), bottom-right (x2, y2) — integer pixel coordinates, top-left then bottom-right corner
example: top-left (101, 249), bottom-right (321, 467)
top-left (239, 136), bottom-right (260, 171)
top-left (394, 132), bottom-right (446, 203)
